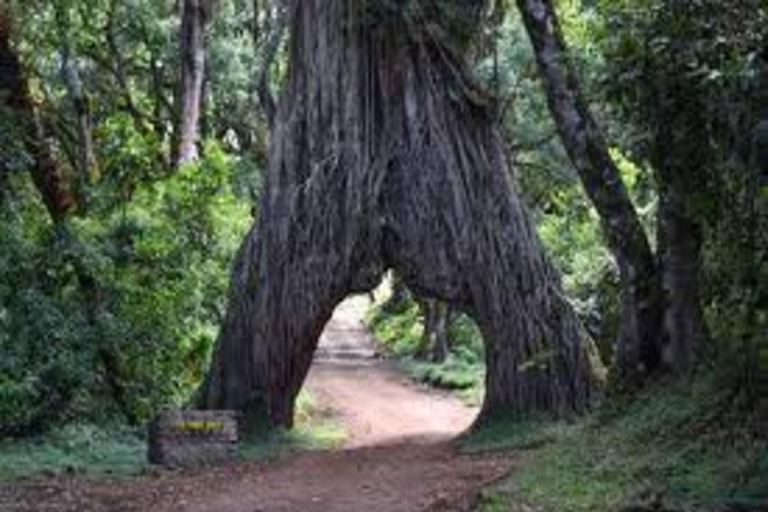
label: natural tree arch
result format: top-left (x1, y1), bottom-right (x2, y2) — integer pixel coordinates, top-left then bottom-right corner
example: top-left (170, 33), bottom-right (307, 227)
top-left (198, 0), bottom-right (593, 428)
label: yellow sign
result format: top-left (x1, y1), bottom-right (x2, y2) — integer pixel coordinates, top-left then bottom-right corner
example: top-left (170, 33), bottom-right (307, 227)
top-left (175, 420), bottom-right (225, 432)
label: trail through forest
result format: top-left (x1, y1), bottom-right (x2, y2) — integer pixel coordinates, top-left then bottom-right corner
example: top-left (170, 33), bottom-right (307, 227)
top-left (1, 298), bottom-right (514, 512)
top-left (308, 296), bottom-right (478, 447)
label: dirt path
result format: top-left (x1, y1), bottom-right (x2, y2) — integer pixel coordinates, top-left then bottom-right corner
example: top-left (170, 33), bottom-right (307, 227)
top-left (307, 296), bottom-right (478, 446)
top-left (1, 298), bottom-right (512, 512)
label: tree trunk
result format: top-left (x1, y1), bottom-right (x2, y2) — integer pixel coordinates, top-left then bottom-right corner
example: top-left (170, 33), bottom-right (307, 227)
top-left (515, 0), bottom-right (663, 385)
top-left (646, 52), bottom-right (712, 373)
top-left (198, 0), bottom-right (592, 428)
top-left (61, 47), bottom-right (98, 188)
top-left (174, 0), bottom-right (211, 166)
top-left (431, 301), bottom-right (450, 363)
top-left (657, 188), bottom-right (709, 372)
top-left (415, 298), bottom-right (450, 363)
top-left (250, 0), bottom-right (284, 127)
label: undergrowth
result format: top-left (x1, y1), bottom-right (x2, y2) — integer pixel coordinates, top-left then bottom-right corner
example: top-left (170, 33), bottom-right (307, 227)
top-left (468, 373), bottom-right (768, 512)
top-left (365, 288), bottom-right (485, 405)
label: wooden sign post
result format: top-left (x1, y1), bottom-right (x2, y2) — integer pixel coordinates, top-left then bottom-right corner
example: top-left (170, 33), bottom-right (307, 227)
top-left (148, 410), bottom-right (238, 467)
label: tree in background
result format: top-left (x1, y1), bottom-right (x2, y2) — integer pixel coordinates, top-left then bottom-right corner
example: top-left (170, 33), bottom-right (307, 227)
top-left (515, 0), bottom-right (664, 385)
top-left (174, 0), bottom-right (215, 166)
top-left (596, 0), bottom-right (767, 385)
top-left (1, 6), bottom-right (76, 221)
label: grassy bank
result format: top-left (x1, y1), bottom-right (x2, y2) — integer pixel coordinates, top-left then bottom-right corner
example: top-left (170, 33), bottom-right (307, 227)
top-left (469, 374), bottom-right (767, 512)
top-left (0, 390), bottom-right (344, 481)
top-left (0, 424), bottom-right (146, 481)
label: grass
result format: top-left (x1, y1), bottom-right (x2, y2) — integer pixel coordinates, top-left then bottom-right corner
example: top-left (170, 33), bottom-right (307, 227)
top-left (237, 389), bottom-right (346, 460)
top-left (467, 373), bottom-right (768, 512)
top-left (0, 390), bottom-right (345, 482)
top-left (0, 424), bottom-right (146, 481)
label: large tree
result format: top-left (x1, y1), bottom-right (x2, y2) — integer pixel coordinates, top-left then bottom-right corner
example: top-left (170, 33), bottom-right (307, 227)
top-left (198, 0), bottom-right (593, 428)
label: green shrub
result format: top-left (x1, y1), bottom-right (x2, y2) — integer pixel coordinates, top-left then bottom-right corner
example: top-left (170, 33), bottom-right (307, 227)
top-left (0, 140), bottom-right (252, 434)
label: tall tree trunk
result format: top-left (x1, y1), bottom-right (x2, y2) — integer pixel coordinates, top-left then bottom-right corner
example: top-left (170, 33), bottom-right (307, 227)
top-left (515, 0), bottom-right (663, 385)
top-left (199, 0), bottom-right (592, 428)
top-left (174, 0), bottom-right (211, 166)
top-left (657, 187), bottom-right (709, 372)
top-left (250, 0), bottom-right (284, 127)
top-left (61, 48), bottom-right (98, 188)
top-left (651, 100), bottom-right (711, 373)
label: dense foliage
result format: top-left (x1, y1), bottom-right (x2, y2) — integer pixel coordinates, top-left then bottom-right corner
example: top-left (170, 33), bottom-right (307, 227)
top-left (592, 0), bottom-right (768, 388)
top-left (1, 0), bottom-right (258, 433)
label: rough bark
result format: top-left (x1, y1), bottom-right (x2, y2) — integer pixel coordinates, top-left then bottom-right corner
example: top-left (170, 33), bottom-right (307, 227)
top-left (515, 0), bottom-right (664, 384)
top-left (199, 0), bottom-right (592, 427)
top-left (174, 0), bottom-right (211, 166)
top-left (657, 188), bottom-right (709, 372)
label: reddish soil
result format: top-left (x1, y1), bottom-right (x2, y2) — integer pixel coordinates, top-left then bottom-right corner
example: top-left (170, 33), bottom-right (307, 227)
top-left (0, 298), bottom-right (513, 512)
top-left (308, 297), bottom-right (479, 447)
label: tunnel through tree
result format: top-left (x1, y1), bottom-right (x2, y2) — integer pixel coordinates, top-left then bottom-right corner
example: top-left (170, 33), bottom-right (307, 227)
top-left (198, 0), bottom-right (594, 428)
